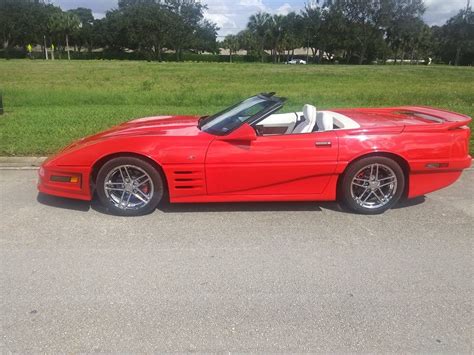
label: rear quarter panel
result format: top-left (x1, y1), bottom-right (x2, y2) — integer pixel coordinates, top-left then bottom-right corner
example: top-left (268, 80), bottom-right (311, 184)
top-left (336, 126), bottom-right (471, 198)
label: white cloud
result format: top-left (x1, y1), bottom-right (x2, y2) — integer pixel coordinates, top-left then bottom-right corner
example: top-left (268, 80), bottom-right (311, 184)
top-left (204, 12), bottom-right (238, 34)
top-left (276, 3), bottom-right (293, 15)
top-left (92, 12), bottom-right (105, 19)
top-left (239, 0), bottom-right (268, 12)
top-left (423, 0), bottom-right (467, 25)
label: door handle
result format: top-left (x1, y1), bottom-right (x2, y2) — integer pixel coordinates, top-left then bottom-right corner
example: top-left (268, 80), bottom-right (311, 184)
top-left (315, 141), bottom-right (332, 147)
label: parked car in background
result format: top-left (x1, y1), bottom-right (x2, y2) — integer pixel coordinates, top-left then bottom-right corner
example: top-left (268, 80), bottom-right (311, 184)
top-left (286, 59), bottom-right (306, 65)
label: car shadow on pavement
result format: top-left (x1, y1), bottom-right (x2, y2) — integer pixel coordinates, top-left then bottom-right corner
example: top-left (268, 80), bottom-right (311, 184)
top-left (36, 192), bottom-right (426, 215)
top-left (36, 192), bottom-right (342, 214)
top-left (157, 196), bottom-right (428, 214)
top-left (157, 200), bottom-right (339, 213)
top-left (37, 193), bottom-right (91, 212)
top-left (393, 196), bottom-right (426, 209)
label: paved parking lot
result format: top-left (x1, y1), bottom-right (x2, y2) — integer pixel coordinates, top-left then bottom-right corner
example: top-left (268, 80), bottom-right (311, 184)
top-left (1, 169), bottom-right (473, 352)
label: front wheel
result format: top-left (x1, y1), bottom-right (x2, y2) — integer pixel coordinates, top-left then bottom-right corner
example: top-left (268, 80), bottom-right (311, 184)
top-left (96, 157), bottom-right (164, 216)
top-left (340, 156), bottom-right (405, 214)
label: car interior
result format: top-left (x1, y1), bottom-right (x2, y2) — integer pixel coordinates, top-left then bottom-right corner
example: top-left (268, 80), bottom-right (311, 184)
top-left (255, 104), bottom-right (360, 136)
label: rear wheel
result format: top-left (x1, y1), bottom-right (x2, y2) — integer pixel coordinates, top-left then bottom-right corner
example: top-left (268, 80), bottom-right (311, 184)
top-left (340, 156), bottom-right (405, 214)
top-left (96, 157), bottom-right (164, 216)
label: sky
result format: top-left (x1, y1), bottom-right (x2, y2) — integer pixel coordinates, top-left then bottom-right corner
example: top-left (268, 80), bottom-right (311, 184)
top-left (51, 0), bottom-right (469, 38)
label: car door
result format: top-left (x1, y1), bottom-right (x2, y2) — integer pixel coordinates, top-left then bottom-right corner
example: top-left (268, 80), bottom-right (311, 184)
top-left (205, 130), bottom-right (339, 196)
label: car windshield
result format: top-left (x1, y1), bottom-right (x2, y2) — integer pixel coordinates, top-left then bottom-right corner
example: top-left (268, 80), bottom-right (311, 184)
top-left (200, 96), bottom-right (277, 135)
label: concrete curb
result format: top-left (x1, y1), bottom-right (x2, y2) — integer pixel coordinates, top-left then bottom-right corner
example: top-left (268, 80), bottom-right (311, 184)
top-left (0, 157), bottom-right (46, 168)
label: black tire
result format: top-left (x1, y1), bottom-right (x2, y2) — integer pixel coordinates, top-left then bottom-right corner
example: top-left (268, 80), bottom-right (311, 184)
top-left (96, 156), bottom-right (164, 216)
top-left (340, 156), bottom-right (405, 214)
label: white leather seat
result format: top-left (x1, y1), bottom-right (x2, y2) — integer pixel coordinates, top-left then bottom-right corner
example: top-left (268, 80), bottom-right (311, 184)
top-left (293, 104), bottom-right (317, 133)
top-left (316, 111), bottom-right (334, 131)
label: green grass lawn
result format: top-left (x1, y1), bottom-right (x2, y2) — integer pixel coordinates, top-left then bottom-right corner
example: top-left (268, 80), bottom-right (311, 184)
top-left (0, 60), bottom-right (473, 156)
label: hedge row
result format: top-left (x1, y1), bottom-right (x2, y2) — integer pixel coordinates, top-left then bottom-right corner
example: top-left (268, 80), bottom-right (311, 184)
top-left (0, 48), bottom-right (310, 63)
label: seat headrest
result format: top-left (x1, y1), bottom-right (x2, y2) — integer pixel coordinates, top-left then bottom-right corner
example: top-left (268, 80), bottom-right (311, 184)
top-left (303, 104), bottom-right (316, 122)
top-left (317, 112), bottom-right (334, 131)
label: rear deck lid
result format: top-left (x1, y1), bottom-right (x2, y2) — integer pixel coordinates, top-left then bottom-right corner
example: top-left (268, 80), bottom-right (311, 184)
top-left (334, 106), bottom-right (471, 132)
top-left (395, 106), bottom-right (472, 131)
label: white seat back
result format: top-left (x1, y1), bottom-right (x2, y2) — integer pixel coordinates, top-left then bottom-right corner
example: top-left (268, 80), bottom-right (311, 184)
top-left (316, 111), bottom-right (334, 131)
top-left (293, 104), bottom-right (317, 134)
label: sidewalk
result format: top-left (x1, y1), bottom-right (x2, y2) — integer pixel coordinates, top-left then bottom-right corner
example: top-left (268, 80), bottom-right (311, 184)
top-left (0, 157), bottom-right (46, 169)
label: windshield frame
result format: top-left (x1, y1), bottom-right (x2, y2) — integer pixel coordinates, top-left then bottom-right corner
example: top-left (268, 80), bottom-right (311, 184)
top-left (199, 94), bottom-right (286, 136)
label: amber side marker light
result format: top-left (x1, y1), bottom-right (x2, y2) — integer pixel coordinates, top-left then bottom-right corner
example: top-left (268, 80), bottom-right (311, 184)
top-left (50, 175), bottom-right (80, 183)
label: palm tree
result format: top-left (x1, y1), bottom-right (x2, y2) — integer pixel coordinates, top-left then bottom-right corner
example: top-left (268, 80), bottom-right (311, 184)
top-left (221, 34), bottom-right (240, 62)
top-left (48, 12), bottom-right (80, 60)
top-left (269, 14), bottom-right (285, 63)
top-left (282, 12), bottom-right (304, 62)
top-left (301, 4), bottom-right (323, 63)
top-left (248, 12), bottom-right (271, 62)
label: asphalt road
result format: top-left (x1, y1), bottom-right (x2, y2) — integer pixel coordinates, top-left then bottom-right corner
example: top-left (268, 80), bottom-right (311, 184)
top-left (1, 169), bottom-right (473, 352)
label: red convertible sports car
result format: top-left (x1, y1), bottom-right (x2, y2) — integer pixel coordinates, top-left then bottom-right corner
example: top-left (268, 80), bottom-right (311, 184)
top-left (38, 93), bottom-right (472, 216)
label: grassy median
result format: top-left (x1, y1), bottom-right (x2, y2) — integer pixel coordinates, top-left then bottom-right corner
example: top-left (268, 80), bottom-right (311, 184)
top-left (0, 60), bottom-right (473, 156)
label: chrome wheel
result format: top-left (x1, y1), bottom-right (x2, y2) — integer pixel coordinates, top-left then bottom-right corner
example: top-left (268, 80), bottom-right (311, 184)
top-left (103, 165), bottom-right (154, 210)
top-left (350, 163), bottom-right (397, 209)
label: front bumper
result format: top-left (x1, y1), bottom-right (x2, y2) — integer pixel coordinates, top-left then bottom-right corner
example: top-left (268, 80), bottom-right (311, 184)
top-left (37, 162), bottom-right (93, 201)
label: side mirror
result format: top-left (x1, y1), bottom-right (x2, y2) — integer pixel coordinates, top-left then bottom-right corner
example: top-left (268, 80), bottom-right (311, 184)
top-left (219, 123), bottom-right (257, 142)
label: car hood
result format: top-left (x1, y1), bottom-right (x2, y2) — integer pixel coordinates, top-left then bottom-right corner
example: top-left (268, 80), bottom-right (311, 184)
top-left (42, 115), bottom-right (212, 167)
top-left (100, 115), bottom-right (202, 138)
top-left (54, 115), bottom-right (206, 157)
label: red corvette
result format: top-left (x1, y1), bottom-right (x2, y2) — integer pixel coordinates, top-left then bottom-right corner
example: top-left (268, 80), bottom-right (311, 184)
top-left (38, 93), bottom-right (471, 216)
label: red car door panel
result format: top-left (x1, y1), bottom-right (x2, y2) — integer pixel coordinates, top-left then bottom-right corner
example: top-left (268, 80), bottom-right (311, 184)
top-left (205, 131), bottom-right (339, 195)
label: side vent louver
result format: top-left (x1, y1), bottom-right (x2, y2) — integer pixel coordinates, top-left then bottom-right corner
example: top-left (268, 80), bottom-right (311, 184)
top-left (171, 169), bottom-right (205, 194)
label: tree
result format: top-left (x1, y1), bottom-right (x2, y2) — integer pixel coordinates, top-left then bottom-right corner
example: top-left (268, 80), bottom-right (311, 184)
top-left (336, 0), bottom-right (391, 64)
top-left (236, 29), bottom-right (258, 56)
top-left (165, 0), bottom-right (207, 61)
top-left (319, 4), bottom-right (351, 62)
top-left (301, 2), bottom-right (323, 62)
top-left (221, 34), bottom-right (240, 62)
top-left (97, 10), bottom-right (129, 51)
top-left (48, 11), bottom-right (80, 60)
top-left (2, 0), bottom-right (471, 66)
top-left (434, 6), bottom-right (474, 65)
top-left (267, 14), bottom-right (285, 63)
top-left (247, 12), bottom-right (272, 62)
top-left (193, 20), bottom-right (219, 54)
top-left (385, 0), bottom-right (426, 63)
top-left (67, 8), bottom-right (95, 52)
top-left (90, 0), bottom-right (217, 60)
top-left (122, 2), bottom-right (171, 60)
top-left (281, 12), bottom-right (304, 62)
top-left (0, 0), bottom-right (59, 52)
